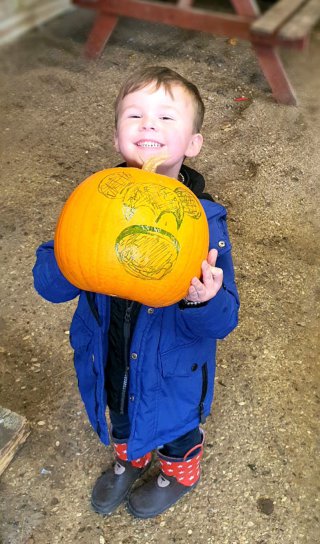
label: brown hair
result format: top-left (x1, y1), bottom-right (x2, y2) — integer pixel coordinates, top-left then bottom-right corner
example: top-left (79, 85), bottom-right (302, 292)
top-left (114, 66), bottom-right (205, 133)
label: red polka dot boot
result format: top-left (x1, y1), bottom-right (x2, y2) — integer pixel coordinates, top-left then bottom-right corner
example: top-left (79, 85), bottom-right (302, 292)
top-left (91, 440), bottom-right (152, 515)
top-left (127, 432), bottom-right (204, 518)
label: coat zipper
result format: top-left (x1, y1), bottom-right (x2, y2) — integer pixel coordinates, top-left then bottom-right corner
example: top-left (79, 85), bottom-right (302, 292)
top-left (120, 300), bottom-right (135, 415)
top-left (199, 362), bottom-right (208, 424)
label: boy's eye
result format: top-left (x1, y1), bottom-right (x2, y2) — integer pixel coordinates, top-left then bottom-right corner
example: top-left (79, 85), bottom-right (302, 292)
top-left (129, 114), bottom-right (141, 118)
top-left (160, 116), bottom-right (173, 121)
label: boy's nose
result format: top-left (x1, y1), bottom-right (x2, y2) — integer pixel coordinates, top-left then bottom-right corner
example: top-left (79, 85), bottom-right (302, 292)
top-left (141, 116), bottom-right (157, 131)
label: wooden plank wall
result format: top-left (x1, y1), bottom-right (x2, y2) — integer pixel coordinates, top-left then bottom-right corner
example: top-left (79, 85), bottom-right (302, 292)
top-left (0, 0), bottom-right (72, 45)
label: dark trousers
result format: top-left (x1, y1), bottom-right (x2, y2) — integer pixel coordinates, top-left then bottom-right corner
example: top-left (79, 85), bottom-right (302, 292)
top-left (110, 409), bottom-right (201, 458)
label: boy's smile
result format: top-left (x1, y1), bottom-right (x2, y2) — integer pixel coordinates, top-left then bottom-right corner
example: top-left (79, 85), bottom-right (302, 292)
top-left (114, 83), bottom-right (203, 179)
top-left (135, 139), bottom-right (164, 150)
top-left (135, 140), bottom-right (162, 148)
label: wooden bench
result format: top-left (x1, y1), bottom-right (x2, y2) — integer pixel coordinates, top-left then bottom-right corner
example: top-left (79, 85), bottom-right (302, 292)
top-left (72, 0), bottom-right (320, 105)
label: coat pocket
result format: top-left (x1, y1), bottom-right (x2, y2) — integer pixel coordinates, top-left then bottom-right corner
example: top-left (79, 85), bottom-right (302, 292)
top-left (157, 346), bottom-right (211, 433)
top-left (158, 341), bottom-right (214, 430)
top-left (160, 340), bottom-right (209, 377)
top-left (69, 313), bottom-right (93, 350)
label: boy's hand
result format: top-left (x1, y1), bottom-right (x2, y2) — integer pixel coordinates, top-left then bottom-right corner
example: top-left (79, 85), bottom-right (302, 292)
top-left (185, 249), bottom-right (223, 303)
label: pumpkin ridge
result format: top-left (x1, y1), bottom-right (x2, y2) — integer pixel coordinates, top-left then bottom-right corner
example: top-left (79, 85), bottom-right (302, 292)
top-left (74, 182), bottom-right (98, 291)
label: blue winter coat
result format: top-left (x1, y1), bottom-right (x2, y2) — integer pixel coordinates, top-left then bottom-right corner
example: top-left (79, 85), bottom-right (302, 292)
top-left (33, 199), bottom-right (239, 460)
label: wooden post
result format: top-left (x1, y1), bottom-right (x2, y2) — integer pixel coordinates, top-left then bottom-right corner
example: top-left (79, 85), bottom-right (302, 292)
top-left (0, 406), bottom-right (30, 475)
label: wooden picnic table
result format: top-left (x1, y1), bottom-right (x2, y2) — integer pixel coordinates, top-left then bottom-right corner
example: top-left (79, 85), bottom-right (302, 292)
top-left (72, 0), bottom-right (320, 105)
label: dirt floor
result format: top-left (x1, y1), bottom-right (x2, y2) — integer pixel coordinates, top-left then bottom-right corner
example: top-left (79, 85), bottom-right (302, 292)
top-left (0, 4), bottom-right (319, 544)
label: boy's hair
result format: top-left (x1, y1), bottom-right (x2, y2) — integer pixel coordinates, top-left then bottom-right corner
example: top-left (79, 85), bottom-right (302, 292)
top-left (115, 66), bottom-right (205, 133)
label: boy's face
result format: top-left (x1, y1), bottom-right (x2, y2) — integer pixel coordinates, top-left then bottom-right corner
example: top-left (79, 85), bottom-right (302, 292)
top-left (114, 83), bottom-right (203, 179)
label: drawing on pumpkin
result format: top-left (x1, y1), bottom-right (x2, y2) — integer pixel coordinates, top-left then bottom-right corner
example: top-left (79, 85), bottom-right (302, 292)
top-left (115, 226), bottom-right (180, 280)
top-left (98, 171), bottom-right (201, 280)
top-left (97, 171), bottom-right (132, 198)
top-left (98, 173), bottom-right (201, 227)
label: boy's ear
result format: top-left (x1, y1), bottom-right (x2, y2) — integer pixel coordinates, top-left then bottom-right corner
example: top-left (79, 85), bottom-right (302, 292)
top-left (185, 133), bottom-right (203, 158)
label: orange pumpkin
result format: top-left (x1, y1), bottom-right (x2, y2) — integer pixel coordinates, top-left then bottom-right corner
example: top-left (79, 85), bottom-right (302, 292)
top-left (54, 159), bottom-right (209, 307)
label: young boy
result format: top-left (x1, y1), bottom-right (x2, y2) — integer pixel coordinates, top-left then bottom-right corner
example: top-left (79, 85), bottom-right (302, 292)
top-left (33, 66), bottom-right (239, 518)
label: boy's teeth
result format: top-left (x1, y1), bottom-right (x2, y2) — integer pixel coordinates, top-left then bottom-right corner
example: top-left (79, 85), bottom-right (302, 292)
top-left (138, 142), bottom-right (161, 148)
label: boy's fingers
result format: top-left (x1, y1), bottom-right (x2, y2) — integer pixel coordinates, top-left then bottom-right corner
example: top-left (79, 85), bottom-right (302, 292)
top-left (208, 248), bottom-right (218, 267)
top-left (202, 260), bottom-right (215, 284)
top-left (211, 267), bottom-right (223, 284)
top-left (209, 265), bottom-right (221, 276)
top-left (191, 277), bottom-right (208, 299)
top-left (191, 276), bottom-right (205, 292)
top-left (186, 254), bottom-right (223, 302)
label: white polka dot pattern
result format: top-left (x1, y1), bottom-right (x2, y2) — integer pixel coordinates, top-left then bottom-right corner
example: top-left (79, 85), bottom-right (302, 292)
top-left (159, 448), bottom-right (203, 487)
top-left (113, 442), bottom-right (151, 468)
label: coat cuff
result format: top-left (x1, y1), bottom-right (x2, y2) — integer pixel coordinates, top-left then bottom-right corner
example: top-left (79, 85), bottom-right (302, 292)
top-left (178, 299), bottom-right (209, 310)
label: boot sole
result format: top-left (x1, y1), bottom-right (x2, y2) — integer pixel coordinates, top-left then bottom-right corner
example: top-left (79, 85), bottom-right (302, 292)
top-left (91, 464), bottom-right (151, 516)
top-left (127, 479), bottom-right (199, 519)
top-left (92, 489), bottom-right (130, 516)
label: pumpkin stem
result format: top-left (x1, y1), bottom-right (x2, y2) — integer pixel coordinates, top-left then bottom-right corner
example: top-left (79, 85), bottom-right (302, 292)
top-left (142, 154), bottom-right (169, 173)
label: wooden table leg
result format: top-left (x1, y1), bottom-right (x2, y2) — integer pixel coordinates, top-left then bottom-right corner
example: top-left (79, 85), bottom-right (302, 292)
top-left (230, 0), bottom-right (260, 18)
top-left (252, 43), bottom-right (297, 105)
top-left (230, 0), bottom-right (297, 105)
top-left (84, 12), bottom-right (118, 59)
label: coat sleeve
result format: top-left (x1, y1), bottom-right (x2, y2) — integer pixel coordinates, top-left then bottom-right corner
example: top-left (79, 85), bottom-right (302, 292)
top-left (177, 202), bottom-right (240, 339)
top-left (33, 240), bottom-right (80, 303)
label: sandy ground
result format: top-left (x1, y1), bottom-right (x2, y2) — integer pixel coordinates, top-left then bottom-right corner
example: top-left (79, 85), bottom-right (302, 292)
top-left (0, 5), bottom-right (319, 544)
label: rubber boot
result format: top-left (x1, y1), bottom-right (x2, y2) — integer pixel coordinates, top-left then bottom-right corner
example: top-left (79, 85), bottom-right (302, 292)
top-left (127, 432), bottom-right (204, 518)
top-left (91, 441), bottom-right (152, 515)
